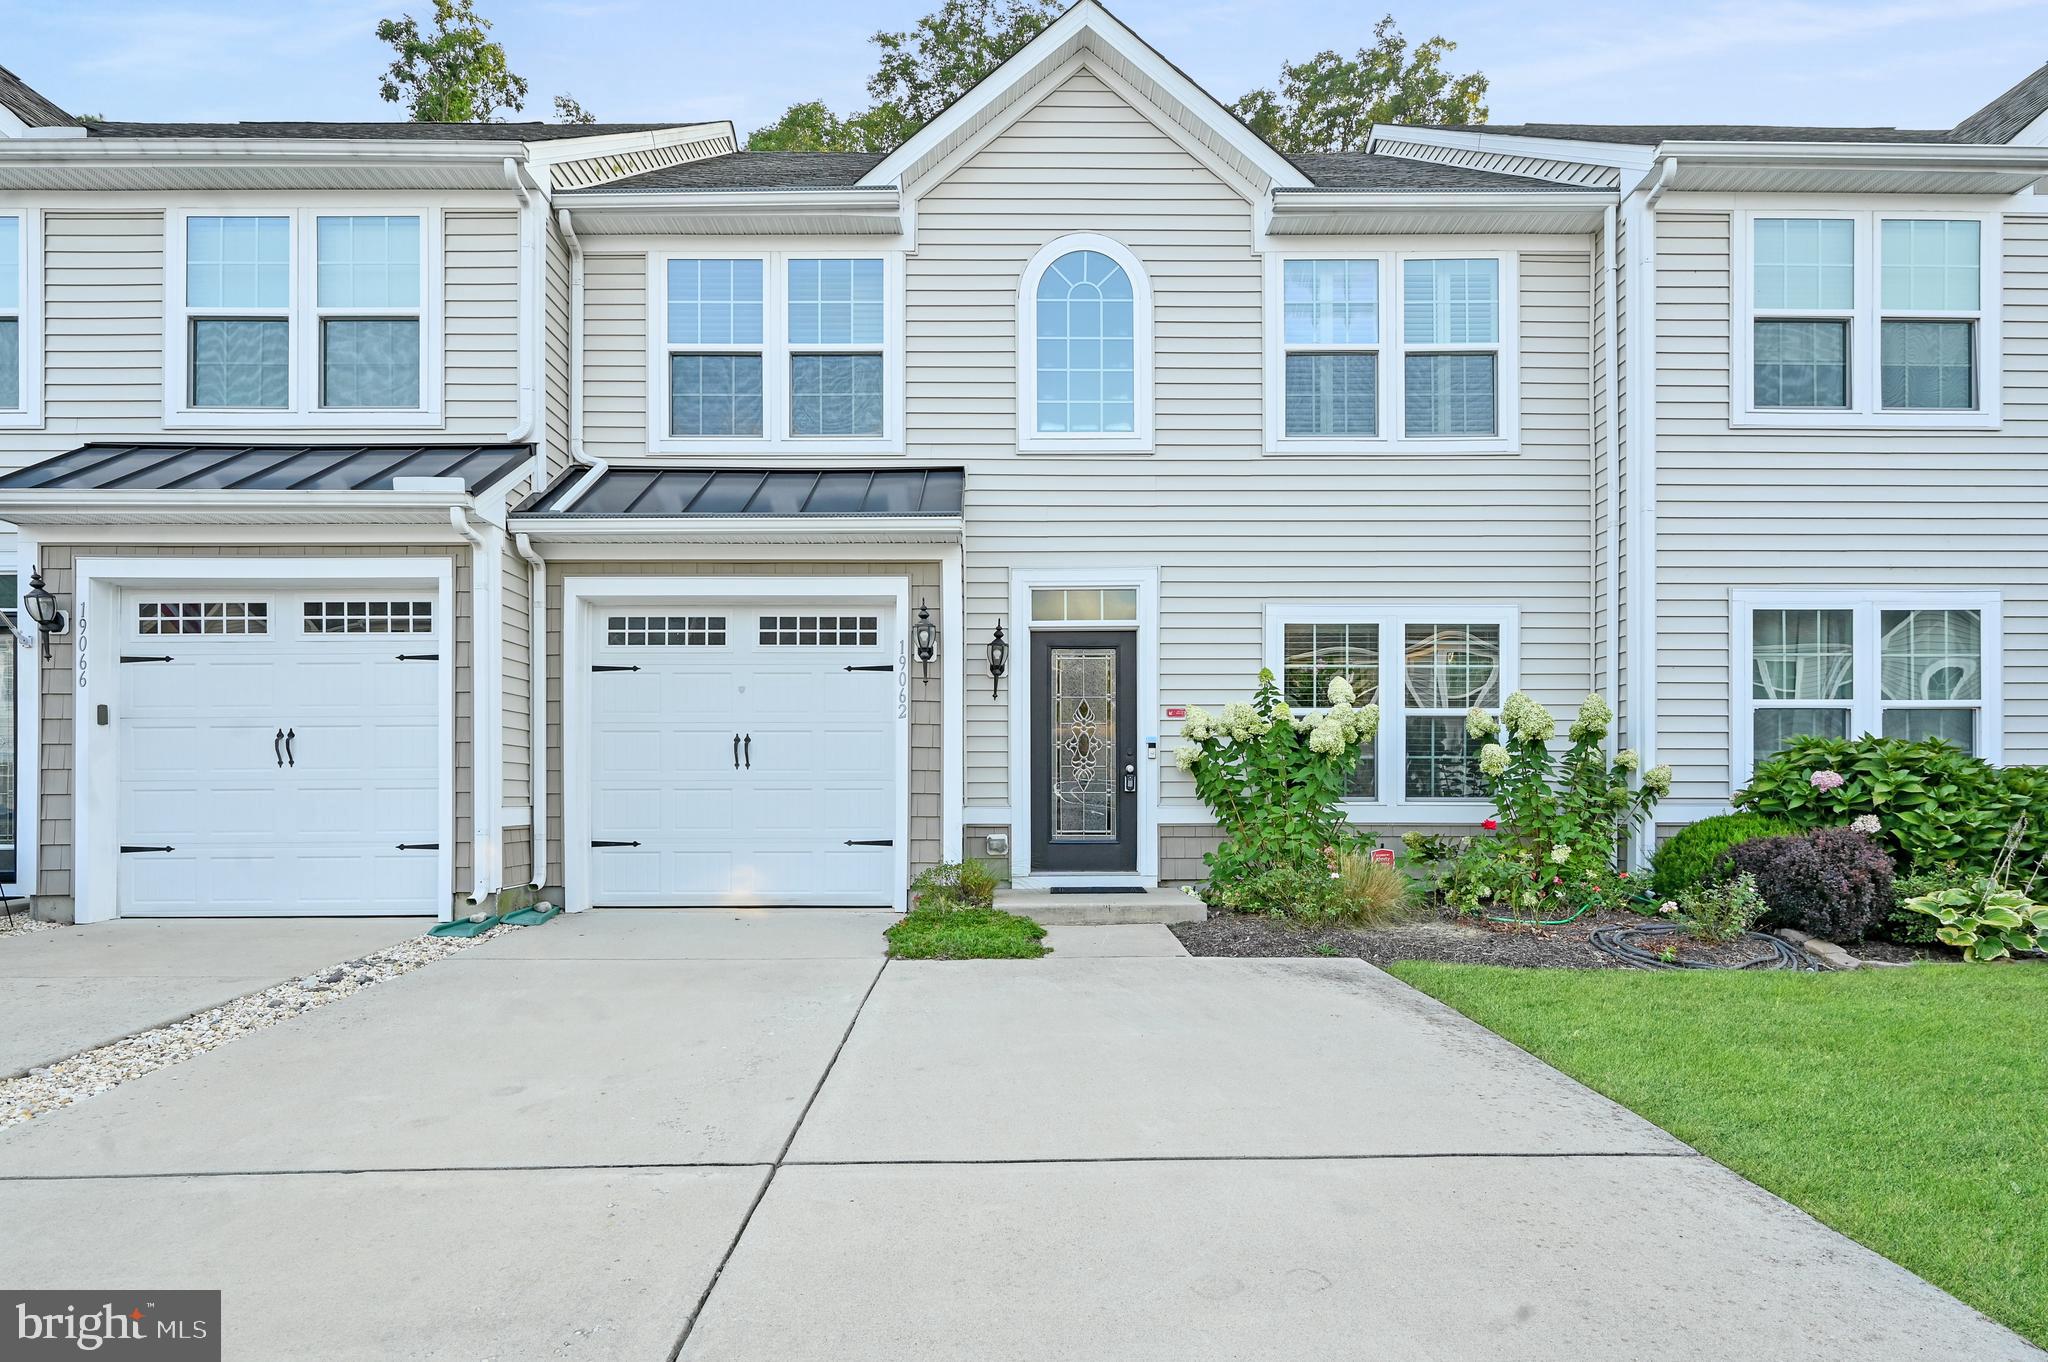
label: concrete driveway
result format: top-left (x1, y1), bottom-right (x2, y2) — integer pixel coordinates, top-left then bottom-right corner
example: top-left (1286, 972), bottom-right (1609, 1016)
top-left (0, 910), bottom-right (2035, 1361)
top-left (0, 917), bottom-right (432, 1076)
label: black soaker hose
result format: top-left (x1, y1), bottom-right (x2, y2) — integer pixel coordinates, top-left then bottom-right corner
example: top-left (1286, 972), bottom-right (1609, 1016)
top-left (1590, 923), bottom-right (1813, 971)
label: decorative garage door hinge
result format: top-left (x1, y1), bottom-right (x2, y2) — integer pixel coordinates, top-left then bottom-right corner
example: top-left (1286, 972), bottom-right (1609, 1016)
top-left (844, 663), bottom-right (894, 672)
top-left (844, 838), bottom-right (894, 847)
top-left (395, 842), bottom-right (439, 851)
top-left (395, 653), bottom-right (438, 661)
top-left (120, 844), bottom-right (175, 853)
top-left (591, 839), bottom-right (642, 848)
top-left (119, 655), bottom-right (175, 664)
top-left (592, 664), bottom-right (640, 673)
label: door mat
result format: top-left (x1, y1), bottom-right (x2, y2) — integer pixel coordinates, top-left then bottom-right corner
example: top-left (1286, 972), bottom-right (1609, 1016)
top-left (1048, 886), bottom-right (1147, 894)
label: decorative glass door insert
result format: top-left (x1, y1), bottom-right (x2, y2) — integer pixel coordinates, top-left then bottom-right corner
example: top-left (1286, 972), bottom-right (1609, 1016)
top-left (1050, 647), bottom-right (1117, 840)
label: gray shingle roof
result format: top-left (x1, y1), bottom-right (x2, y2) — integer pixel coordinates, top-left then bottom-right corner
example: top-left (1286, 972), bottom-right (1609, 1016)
top-left (1953, 61), bottom-right (2048, 143)
top-left (1286, 153), bottom-right (1587, 191)
top-left (516, 466), bottom-right (965, 517)
top-left (0, 443), bottom-right (533, 494)
top-left (1417, 122), bottom-right (1956, 146)
top-left (81, 120), bottom-right (684, 142)
top-left (0, 63), bottom-right (77, 129)
top-left (579, 151), bottom-right (889, 192)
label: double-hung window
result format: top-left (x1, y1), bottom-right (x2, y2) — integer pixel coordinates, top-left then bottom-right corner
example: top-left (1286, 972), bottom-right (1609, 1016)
top-left (1267, 250), bottom-right (1516, 452)
top-left (1738, 209), bottom-right (1997, 426)
top-left (170, 207), bottom-right (439, 425)
top-left (1735, 590), bottom-right (2000, 780)
top-left (1267, 606), bottom-right (1517, 808)
top-left (0, 216), bottom-right (20, 413)
top-left (654, 251), bottom-right (898, 451)
top-left (0, 211), bottom-right (42, 425)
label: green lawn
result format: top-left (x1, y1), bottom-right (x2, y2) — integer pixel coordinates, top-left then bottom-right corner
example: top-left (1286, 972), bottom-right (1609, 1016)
top-left (885, 906), bottom-right (1048, 960)
top-left (1389, 962), bottom-right (2048, 1347)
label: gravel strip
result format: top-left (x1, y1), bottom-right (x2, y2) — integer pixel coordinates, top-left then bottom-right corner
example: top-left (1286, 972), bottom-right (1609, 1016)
top-left (1173, 909), bottom-right (1652, 969)
top-left (0, 924), bottom-right (520, 1129)
top-left (0, 916), bottom-right (61, 940)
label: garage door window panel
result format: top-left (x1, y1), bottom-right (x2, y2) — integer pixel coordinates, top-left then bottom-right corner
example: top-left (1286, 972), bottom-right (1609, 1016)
top-left (303, 600), bottom-right (433, 634)
top-left (139, 600), bottom-right (269, 636)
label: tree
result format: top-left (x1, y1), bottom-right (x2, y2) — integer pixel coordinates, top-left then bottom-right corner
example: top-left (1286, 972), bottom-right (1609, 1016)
top-left (552, 93), bottom-right (597, 124)
top-left (376, 0), bottom-right (529, 123)
top-left (747, 0), bottom-right (1058, 152)
top-left (1230, 16), bottom-right (1487, 153)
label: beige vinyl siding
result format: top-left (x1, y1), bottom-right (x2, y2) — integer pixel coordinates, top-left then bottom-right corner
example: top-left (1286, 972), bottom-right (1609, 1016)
top-left (501, 535), bottom-right (533, 807)
top-left (443, 210), bottom-right (522, 431)
top-left (892, 68), bottom-right (1598, 811)
top-left (1653, 210), bottom-right (2048, 803)
top-left (32, 544), bottom-right (475, 906)
top-left (580, 252), bottom-right (649, 459)
top-left (540, 560), bottom-right (947, 887)
top-left (543, 220), bottom-right (575, 481)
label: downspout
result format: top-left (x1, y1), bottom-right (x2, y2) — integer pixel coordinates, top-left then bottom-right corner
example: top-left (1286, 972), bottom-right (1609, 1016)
top-left (1602, 202), bottom-right (1621, 748)
top-left (515, 530), bottom-right (550, 894)
top-left (554, 207), bottom-right (608, 510)
top-left (449, 504), bottom-right (499, 907)
top-left (1621, 164), bottom-right (1667, 862)
top-left (501, 157), bottom-right (544, 478)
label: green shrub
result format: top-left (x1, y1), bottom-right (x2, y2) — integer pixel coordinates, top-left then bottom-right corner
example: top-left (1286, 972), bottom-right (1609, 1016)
top-left (1177, 669), bottom-right (1377, 892)
top-left (1722, 827), bottom-right (1896, 941)
top-left (1735, 736), bottom-right (2046, 875)
top-left (1888, 869), bottom-right (1967, 944)
top-left (886, 906), bottom-right (1046, 960)
top-left (909, 858), bottom-right (1000, 911)
top-left (1671, 871), bottom-right (1767, 943)
top-left (1649, 813), bottom-right (1796, 899)
top-left (1205, 862), bottom-right (1343, 920)
top-left (1903, 882), bottom-right (2048, 963)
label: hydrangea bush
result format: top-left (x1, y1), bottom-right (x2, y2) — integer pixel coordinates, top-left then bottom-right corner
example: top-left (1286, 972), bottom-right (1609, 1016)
top-left (1174, 668), bottom-right (1378, 892)
top-left (1441, 692), bottom-right (1669, 918)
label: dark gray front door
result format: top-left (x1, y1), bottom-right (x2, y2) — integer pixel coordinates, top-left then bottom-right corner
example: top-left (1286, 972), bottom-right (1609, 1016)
top-left (1030, 631), bottom-right (1137, 873)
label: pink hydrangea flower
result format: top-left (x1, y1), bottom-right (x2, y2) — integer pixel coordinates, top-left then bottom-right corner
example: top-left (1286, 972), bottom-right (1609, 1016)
top-left (1810, 769), bottom-right (1845, 792)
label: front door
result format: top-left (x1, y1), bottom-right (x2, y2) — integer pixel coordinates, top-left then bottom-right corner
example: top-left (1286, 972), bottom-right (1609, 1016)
top-left (1030, 631), bottom-right (1137, 872)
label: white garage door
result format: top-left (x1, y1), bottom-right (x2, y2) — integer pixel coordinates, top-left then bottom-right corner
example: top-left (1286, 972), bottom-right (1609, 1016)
top-left (116, 591), bottom-right (442, 917)
top-left (588, 603), bottom-right (900, 906)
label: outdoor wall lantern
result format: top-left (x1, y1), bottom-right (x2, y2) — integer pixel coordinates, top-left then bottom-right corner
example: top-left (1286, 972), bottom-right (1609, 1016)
top-left (22, 568), bottom-right (66, 660)
top-left (913, 598), bottom-right (938, 681)
top-left (987, 620), bottom-right (1009, 700)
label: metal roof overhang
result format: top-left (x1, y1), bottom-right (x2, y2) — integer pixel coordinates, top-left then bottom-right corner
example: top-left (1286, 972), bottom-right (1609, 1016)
top-left (509, 512), bottom-right (962, 546)
top-left (1267, 189), bottom-right (1614, 235)
top-left (557, 188), bottom-right (903, 237)
top-left (1642, 143), bottom-right (2048, 196)
top-left (0, 139), bottom-right (528, 192)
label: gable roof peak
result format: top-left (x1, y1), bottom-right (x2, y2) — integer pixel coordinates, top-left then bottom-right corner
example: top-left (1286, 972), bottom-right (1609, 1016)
top-left (0, 62), bottom-right (80, 132)
top-left (1953, 59), bottom-right (2048, 144)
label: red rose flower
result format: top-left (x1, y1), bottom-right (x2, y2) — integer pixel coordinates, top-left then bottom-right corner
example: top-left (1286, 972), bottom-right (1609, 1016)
top-left (1481, 818), bottom-right (1498, 831)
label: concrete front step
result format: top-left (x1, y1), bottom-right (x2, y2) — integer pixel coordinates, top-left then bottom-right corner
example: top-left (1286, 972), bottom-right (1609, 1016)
top-left (996, 887), bottom-right (1206, 926)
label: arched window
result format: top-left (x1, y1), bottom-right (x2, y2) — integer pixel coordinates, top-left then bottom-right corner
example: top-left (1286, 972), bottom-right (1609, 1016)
top-left (1019, 234), bottom-right (1151, 450)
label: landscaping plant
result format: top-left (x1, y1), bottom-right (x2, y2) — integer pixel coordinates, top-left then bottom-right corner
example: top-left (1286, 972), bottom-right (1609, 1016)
top-left (885, 905), bottom-right (1047, 959)
top-left (1735, 735), bottom-right (2047, 875)
top-left (1649, 812), bottom-right (1795, 899)
top-left (1176, 668), bottom-right (1378, 895)
top-left (1902, 819), bottom-right (2048, 962)
top-left (1440, 693), bottom-right (1669, 919)
top-left (1202, 862), bottom-right (1344, 920)
top-left (1887, 868), bottom-right (1967, 945)
top-left (1665, 872), bottom-right (1767, 944)
top-left (1330, 849), bottom-right (1423, 927)
top-left (909, 857), bottom-right (1000, 911)
top-left (1720, 827), bottom-right (1895, 941)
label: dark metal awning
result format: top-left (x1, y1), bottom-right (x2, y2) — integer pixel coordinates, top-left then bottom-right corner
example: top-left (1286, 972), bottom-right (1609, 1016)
top-left (514, 466), bottom-right (964, 518)
top-left (0, 442), bottom-right (534, 495)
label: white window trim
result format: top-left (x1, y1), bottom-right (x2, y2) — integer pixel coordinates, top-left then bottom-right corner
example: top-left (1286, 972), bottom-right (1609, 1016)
top-left (1731, 206), bottom-right (2002, 431)
top-left (1261, 603), bottom-right (1520, 818)
top-left (1263, 245), bottom-right (1520, 455)
top-left (646, 248), bottom-right (905, 456)
top-left (1017, 233), bottom-right (1155, 454)
top-left (1730, 588), bottom-right (2003, 788)
top-left (163, 206), bottom-right (445, 430)
top-left (0, 207), bottom-right (44, 429)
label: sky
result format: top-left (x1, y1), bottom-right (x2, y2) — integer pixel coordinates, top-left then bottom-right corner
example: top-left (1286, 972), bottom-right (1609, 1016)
top-left (2, 0), bottom-right (2043, 135)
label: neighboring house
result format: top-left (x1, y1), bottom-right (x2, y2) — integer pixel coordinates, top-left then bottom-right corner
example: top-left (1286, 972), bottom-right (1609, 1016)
top-left (1, 3), bottom-right (2044, 922)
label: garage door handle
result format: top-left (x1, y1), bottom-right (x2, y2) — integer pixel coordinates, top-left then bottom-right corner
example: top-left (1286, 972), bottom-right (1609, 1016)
top-left (274, 728), bottom-right (285, 767)
top-left (285, 728), bottom-right (296, 767)
top-left (844, 663), bottom-right (894, 672)
top-left (120, 844), bottom-right (176, 853)
top-left (744, 733), bottom-right (751, 769)
top-left (845, 839), bottom-right (893, 847)
top-left (733, 733), bottom-right (741, 769)
top-left (396, 842), bottom-right (439, 851)
top-left (591, 839), bottom-right (641, 848)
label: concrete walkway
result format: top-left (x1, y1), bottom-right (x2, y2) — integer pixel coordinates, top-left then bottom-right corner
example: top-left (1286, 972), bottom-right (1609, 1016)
top-left (0, 917), bottom-right (431, 1076)
top-left (0, 910), bottom-right (2035, 1361)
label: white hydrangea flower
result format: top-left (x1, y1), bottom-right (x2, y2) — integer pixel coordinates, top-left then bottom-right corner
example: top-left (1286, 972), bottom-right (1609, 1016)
top-left (1550, 844), bottom-right (1571, 865)
top-left (1613, 747), bottom-right (1640, 772)
top-left (1173, 744), bottom-right (1200, 772)
top-left (1569, 693), bottom-right (1614, 743)
top-left (1179, 706), bottom-right (1215, 742)
top-left (1643, 764), bottom-right (1674, 796)
top-left (1478, 743), bottom-right (1511, 777)
top-left (1307, 719), bottom-right (1345, 754)
top-left (1349, 702), bottom-right (1381, 743)
top-left (1502, 693), bottom-right (1556, 744)
top-left (1271, 700), bottom-right (1293, 721)
top-left (1466, 707), bottom-right (1499, 740)
top-left (1850, 813), bottom-right (1880, 835)
top-left (1326, 676), bottom-right (1355, 708)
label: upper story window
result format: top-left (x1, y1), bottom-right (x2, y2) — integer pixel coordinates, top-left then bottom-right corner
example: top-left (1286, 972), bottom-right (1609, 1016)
top-left (653, 251), bottom-right (900, 453)
top-left (167, 207), bottom-right (441, 428)
top-left (1736, 209), bottom-right (1998, 429)
top-left (1265, 249), bottom-right (1518, 454)
top-left (0, 210), bottom-right (41, 427)
top-left (1018, 234), bottom-right (1152, 453)
top-left (1734, 589), bottom-right (2002, 782)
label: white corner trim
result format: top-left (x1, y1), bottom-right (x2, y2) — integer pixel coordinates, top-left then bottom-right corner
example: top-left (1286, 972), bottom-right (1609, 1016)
top-left (559, 574), bottom-right (914, 913)
top-left (7, 534), bottom-right (43, 896)
top-left (940, 541), bottom-right (964, 864)
top-left (1621, 184), bottom-right (1659, 866)
top-left (1016, 233), bottom-right (1155, 454)
top-left (1006, 565), bottom-right (1160, 884)
top-left (68, 556), bottom-right (457, 925)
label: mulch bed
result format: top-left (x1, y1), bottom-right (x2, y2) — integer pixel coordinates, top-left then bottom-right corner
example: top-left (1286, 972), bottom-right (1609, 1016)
top-left (1172, 905), bottom-right (1958, 970)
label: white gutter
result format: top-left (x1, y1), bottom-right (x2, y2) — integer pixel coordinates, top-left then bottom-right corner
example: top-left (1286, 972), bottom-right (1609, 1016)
top-left (510, 514), bottom-right (964, 545)
top-left (514, 532), bottom-right (550, 891)
top-left (449, 505), bottom-right (501, 908)
top-left (558, 186), bottom-right (898, 213)
top-left (500, 157), bottom-right (544, 473)
top-left (1270, 188), bottom-right (1614, 212)
top-left (1645, 157), bottom-right (1679, 208)
top-left (0, 490), bottom-right (491, 525)
top-left (0, 136), bottom-right (526, 165)
top-left (552, 208), bottom-right (607, 512)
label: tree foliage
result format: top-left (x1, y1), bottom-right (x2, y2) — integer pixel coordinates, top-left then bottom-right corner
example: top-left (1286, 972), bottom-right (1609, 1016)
top-left (747, 0), bottom-right (1059, 152)
top-left (1230, 15), bottom-right (1487, 153)
top-left (552, 93), bottom-right (597, 124)
top-left (376, 0), bottom-right (529, 123)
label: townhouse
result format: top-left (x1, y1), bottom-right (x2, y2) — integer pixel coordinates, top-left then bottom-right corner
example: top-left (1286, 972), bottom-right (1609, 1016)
top-left (2, 4), bottom-right (2044, 922)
